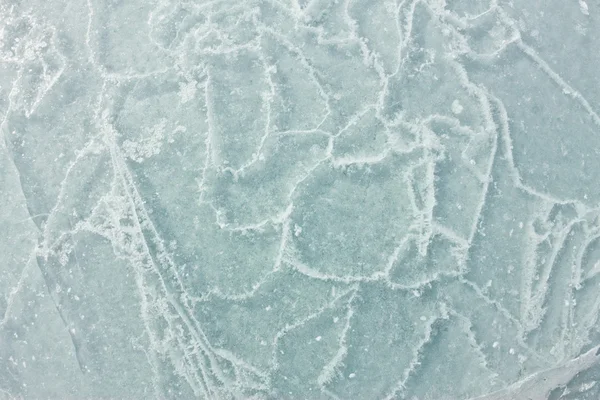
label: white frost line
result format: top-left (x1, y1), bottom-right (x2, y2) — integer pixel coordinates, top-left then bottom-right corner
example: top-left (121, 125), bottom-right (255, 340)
top-left (488, 93), bottom-right (587, 211)
top-left (383, 315), bottom-right (439, 400)
top-left (317, 291), bottom-right (357, 387)
top-left (197, 69), bottom-right (215, 201)
top-left (451, 310), bottom-right (503, 381)
top-left (101, 116), bottom-right (235, 395)
top-left (270, 286), bottom-right (358, 372)
top-left (0, 252), bottom-right (35, 328)
top-left (471, 345), bottom-right (600, 400)
top-left (483, 1), bottom-right (600, 128)
top-left (580, 233), bottom-right (600, 282)
top-left (451, 66), bottom-right (498, 247)
top-left (517, 40), bottom-right (600, 128)
top-left (519, 215), bottom-right (549, 334)
top-left (527, 220), bottom-right (583, 336)
top-left (460, 278), bottom-right (522, 327)
top-left (284, 255), bottom-right (387, 285)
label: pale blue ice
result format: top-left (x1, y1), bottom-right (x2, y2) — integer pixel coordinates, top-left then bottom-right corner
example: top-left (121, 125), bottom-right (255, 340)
top-left (2, 0), bottom-right (600, 399)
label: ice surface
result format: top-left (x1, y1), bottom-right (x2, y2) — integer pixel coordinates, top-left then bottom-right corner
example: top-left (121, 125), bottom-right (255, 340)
top-left (1, 0), bottom-right (600, 399)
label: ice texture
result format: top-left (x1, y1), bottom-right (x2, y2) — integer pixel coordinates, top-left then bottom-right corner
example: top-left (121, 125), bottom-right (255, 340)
top-left (2, 0), bottom-right (600, 399)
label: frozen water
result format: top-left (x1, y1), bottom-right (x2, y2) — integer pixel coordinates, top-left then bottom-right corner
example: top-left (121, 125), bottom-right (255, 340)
top-left (2, 0), bottom-right (600, 399)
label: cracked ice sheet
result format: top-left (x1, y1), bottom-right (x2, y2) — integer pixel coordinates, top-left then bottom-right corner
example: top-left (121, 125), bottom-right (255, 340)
top-left (2, 0), bottom-right (600, 399)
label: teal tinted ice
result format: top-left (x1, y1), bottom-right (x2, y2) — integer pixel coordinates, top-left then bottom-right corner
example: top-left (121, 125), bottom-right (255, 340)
top-left (2, 0), bottom-right (600, 399)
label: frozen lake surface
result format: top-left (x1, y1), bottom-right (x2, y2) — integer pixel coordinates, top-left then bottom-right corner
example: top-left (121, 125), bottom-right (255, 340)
top-left (2, 0), bottom-right (600, 398)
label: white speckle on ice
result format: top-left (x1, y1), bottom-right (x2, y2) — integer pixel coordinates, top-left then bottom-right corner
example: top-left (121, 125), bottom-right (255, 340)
top-left (578, 381), bottom-right (596, 392)
top-left (579, 0), bottom-right (589, 15)
top-left (451, 99), bottom-right (464, 114)
top-left (294, 224), bottom-right (302, 237)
